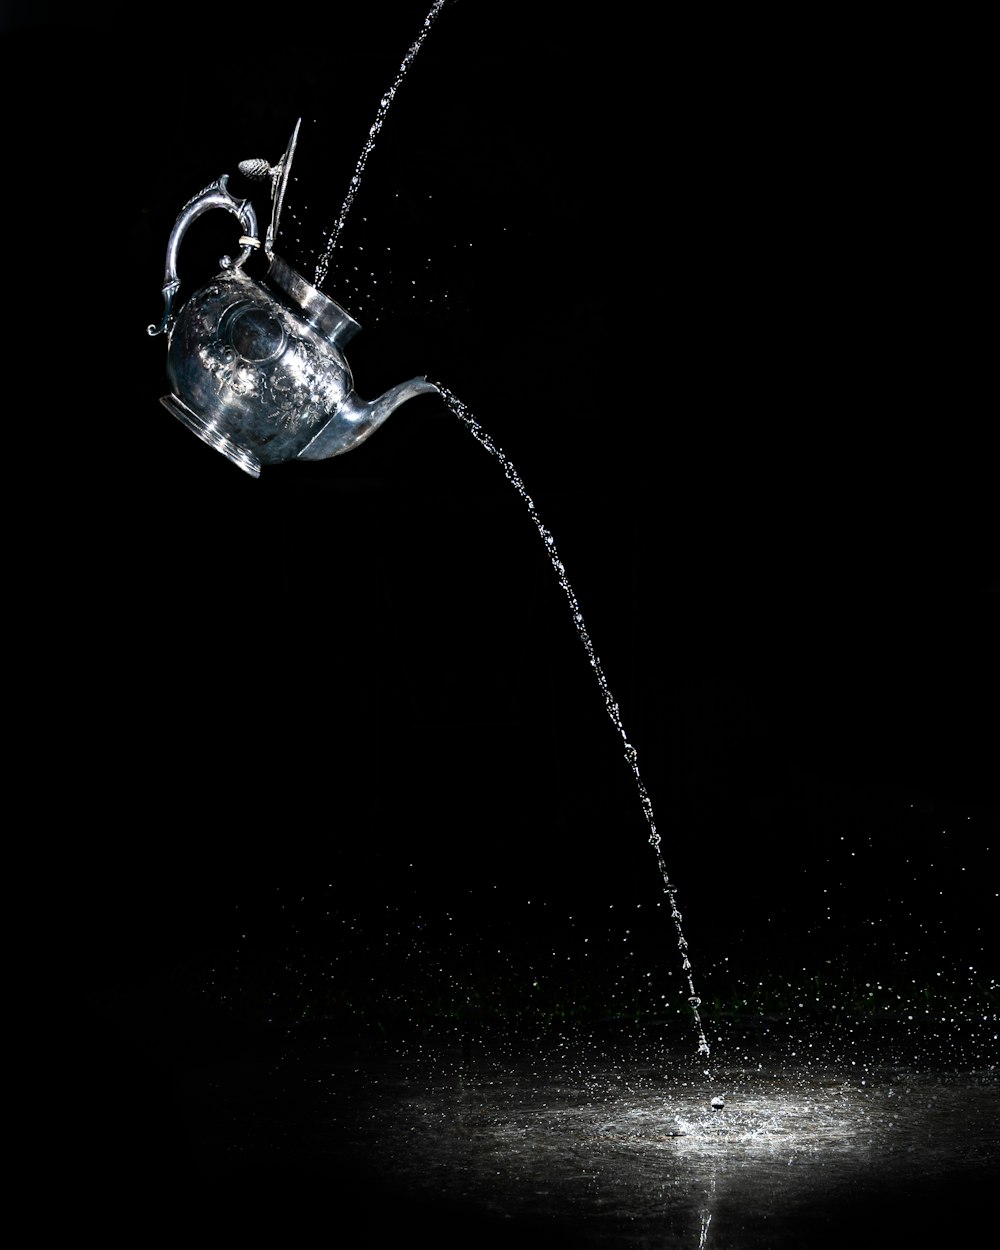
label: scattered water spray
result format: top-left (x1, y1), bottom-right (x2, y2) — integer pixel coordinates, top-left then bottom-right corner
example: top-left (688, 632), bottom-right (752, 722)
top-left (437, 383), bottom-right (711, 1057)
top-left (313, 0), bottom-right (448, 288)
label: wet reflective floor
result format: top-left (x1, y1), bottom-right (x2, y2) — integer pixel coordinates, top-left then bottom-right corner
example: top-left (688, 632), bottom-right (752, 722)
top-left (98, 1015), bottom-right (998, 1247)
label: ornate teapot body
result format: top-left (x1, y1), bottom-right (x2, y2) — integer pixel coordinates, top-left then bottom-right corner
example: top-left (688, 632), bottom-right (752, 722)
top-left (149, 122), bottom-right (438, 478)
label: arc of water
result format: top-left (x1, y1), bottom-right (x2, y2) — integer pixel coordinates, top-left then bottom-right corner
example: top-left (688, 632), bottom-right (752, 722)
top-left (313, 0), bottom-right (448, 289)
top-left (437, 384), bottom-right (711, 1057)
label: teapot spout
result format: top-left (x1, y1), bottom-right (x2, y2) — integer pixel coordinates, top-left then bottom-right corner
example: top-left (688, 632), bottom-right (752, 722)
top-left (297, 377), bottom-right (440, 462)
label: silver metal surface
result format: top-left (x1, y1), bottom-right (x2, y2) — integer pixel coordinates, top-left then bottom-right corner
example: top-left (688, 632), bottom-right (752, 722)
top-left (147, 176), bottom-right (260, 338)
top-left (149, 123), bottom-right (439, 477)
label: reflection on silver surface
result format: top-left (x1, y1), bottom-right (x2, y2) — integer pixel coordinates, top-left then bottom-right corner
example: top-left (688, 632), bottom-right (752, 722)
top-left (149, 123), bottom-right (438, 476)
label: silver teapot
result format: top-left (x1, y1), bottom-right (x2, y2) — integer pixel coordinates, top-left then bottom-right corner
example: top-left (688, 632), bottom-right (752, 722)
top-left (148, 120), bottom-right (439, 478)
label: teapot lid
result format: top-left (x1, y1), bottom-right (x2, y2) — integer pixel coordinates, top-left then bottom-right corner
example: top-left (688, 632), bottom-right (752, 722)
top-left (266, 118), bottom-right (301, 259)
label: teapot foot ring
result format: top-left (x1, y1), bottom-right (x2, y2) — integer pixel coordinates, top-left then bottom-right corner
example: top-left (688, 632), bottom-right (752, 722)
top-left (160, 394), bottom-right (262, 479)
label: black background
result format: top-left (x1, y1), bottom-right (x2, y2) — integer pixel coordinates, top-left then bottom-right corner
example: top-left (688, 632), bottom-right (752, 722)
top-left (6, 0), bottom-right (995, 1229)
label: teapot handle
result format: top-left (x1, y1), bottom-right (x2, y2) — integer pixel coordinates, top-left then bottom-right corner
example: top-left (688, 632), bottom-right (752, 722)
top-left (147, 174), bottom-right (260, 337)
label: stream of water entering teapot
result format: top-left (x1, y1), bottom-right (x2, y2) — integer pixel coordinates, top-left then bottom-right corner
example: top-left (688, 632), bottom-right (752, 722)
top-left (437, 385), bottom-right (712, 1058)
top-left (313, 0), bottom-right (448, 289)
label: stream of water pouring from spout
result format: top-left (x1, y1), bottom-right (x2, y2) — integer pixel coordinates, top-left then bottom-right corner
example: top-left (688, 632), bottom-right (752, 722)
top-left (303, 0), bottom-right (710, 1059)
top-left (437, 385), bottom-right (712, 1058)
top-left (313, 0), bottom-right (448, 289)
